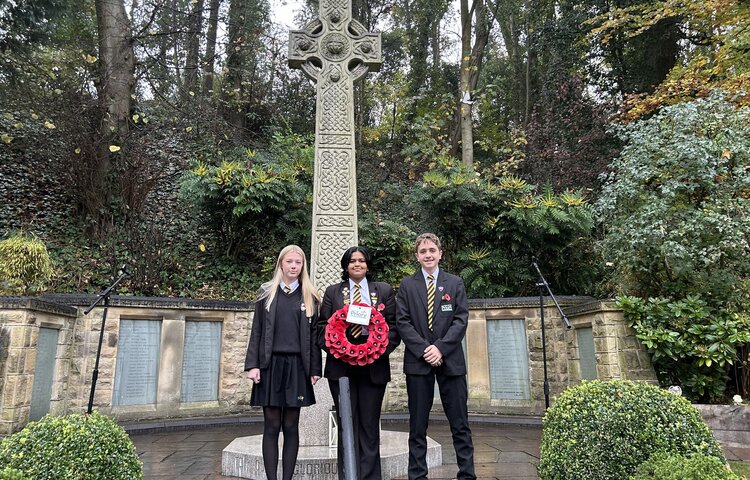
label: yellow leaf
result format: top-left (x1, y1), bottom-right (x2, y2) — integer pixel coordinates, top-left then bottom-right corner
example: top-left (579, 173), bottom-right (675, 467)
top-left (109, 145), bottom-right (121, 152)
top-left (13, 122), bottom-right (22, 129)
top-left (185, 126), bottom-right (193, 132)
top-left (722, 148), bottom-right (731, 158)
top-left (189, 91), bottom-right (195, 97)
top-left (1, 134), bottom-right (13, 144)
top-left (84, 54), bottom-right (97, 64)
top-left (74, 147), bottom-right (81, 154)
top-left (43, 121), bottom-right (56, 129)
top-left (198, 243), bottom-right (206, 252)
top-left (31, 113), bottom-right (39, 120)
top-left (132, 114), bottom-right (140, 122)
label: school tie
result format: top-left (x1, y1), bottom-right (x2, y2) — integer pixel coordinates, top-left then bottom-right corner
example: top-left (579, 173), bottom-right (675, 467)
top-left (351, 284), bottom-right (363, 337)
top-left (284, 285), bottom-right (291, 294)
top-left (427, 275), bottom-right (435, 330)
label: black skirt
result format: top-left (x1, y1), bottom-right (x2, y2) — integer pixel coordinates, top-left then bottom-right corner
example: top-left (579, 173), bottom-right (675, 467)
top-left (250, 353), bottom-right (316, 407)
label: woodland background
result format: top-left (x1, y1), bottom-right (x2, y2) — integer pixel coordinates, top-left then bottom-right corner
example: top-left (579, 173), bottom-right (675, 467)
top-left (1, 0), bottom-right (749, 401)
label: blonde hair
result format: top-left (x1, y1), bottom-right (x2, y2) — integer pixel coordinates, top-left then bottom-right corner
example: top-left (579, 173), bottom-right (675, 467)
top-left (258, 245), bottom-right (320, 315)
top-left (415, 232), bottom-right (442, 252)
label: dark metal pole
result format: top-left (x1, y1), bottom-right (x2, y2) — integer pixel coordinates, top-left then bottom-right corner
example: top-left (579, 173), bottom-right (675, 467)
top-left (84, 265), bottom-right (129, 414)
top-left (537, 281), bottom-right (550, 409)
top-left (87, 295), bottom-right (110, 414)
top-left (338, 377), bottom-right (357, 480)
top-left (532, 258), bottom-right (572, 410)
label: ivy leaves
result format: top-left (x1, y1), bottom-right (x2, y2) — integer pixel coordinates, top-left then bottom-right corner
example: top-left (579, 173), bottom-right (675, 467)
top-left (597, 92), bottom-right (750, 306)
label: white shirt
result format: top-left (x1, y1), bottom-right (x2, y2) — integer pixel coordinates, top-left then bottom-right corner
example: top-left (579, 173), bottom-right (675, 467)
top-left (422, 268), bottom-right (439, 288)
top-left (348, 277), bottom-right (371, 305)
top-left (282, 279), bottom-right (300, 293)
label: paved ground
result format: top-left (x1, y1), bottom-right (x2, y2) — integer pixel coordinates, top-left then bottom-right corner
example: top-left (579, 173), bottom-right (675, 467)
top-left (128, 415), bottom-right (750, 480)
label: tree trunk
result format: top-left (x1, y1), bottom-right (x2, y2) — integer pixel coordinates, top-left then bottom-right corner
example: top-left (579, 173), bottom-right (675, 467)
top-left (203, 0), bottom-right (221, 94)
top-left (222, 0), bottom-right (248, 135)
top-left (451, 0), bottom-right (489, 166)
top-left (93, 0), bottom-right (135, 225)
top-left (183, 0), bottom-right (205, 101)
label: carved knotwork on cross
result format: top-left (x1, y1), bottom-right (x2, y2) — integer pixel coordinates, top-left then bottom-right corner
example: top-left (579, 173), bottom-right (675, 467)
top-left (288, 0), bottom-right (382, 289)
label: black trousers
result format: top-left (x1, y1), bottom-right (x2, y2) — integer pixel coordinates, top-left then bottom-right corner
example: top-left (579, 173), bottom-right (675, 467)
top-left (406, 371), bottom-right (476, 480)
top-left (329, 374), bottom-right (387, 480)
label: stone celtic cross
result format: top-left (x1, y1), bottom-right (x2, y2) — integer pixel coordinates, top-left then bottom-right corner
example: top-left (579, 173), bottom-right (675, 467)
top-left (289, 0), bottom-right (382, 289)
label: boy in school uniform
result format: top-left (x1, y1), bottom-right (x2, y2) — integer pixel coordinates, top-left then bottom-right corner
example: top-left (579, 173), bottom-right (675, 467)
top-left (395, 233), bottom-right (476, 480)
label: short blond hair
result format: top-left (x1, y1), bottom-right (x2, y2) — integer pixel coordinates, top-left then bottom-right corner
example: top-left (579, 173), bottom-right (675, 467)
top-left (414, 233), bottom-right (442, 252)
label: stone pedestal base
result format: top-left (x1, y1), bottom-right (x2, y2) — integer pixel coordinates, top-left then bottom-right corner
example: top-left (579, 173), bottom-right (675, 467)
top-left (222, 430), bottom-right (442, 479)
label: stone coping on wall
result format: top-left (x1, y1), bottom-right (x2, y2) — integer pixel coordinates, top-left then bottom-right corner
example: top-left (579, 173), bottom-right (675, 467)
top-left (2, 294), bottom-right (598, 314)
top-left (0, 296), bottom-right (78, 317)
top-left (37, 293), bottom-right (254, 311)
top-left (564, 299), bottom-right (621, 317)
top-left (468, 295), bottom-right (597, 309)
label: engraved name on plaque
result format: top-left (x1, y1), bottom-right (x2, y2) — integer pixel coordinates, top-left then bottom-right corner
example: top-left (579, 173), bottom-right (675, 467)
top-left (181, 320), bottom-right (222, 402)
top-left (577, 327), bottom-right (597, 380)
top-left (29, 327), bottom-right (59, 421)
top-left (112, 319), bottom-right (161, 406)
top-left (487, 319), bottom-right (531, 400)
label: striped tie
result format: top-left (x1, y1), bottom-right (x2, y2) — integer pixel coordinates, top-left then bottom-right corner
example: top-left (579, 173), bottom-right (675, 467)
top-left (427, 275), bottom-right (435, 330)
top-left (351, 284), bottom-right (362, 337)
top-left (284, 285), bottom-right (291, 294)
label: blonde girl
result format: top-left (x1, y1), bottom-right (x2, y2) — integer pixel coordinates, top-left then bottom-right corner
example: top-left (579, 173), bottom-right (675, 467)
top-left (244, 245), bottom-right (322, 480)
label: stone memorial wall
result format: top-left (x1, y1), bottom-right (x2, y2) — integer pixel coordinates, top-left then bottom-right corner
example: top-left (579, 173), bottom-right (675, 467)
top-left (0, 294), bottom-right (656, 436)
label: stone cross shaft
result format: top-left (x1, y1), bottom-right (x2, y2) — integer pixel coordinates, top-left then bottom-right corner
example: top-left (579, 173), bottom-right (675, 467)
top-left (289, 0), bottom-right (382, 289)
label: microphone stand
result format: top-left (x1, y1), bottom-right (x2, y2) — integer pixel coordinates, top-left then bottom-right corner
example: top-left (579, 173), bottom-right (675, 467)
top-left (532, 258), bottom-right (571, 410)
top-left (84, 265), bottom-right (130, 414)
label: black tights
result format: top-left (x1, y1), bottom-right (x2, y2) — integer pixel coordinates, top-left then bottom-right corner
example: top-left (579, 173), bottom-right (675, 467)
top-left (262, 406), bottom-right (301, 480)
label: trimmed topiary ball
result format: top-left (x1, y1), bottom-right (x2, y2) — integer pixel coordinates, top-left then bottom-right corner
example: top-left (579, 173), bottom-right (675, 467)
top-left (631, 452), bottom-right (740, 480)
top-left (0, 411), bottom-right (142, 480)
top-left (537, 380), bottom-right (725, 480)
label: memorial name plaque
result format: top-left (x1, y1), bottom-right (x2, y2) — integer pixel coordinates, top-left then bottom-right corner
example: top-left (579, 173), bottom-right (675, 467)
top-left (181, 320), bottom-right (222, 402)
top-left (577, 327), bottom-right (597, 380)
top-left (487, 319), bottom-right (531, 400)
top-left (113, 319), bottom-right (161, 406)
top-left (30, 327), bottom-right (59, 421)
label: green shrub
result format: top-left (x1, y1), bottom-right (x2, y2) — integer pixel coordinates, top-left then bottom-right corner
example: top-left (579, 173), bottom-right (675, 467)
top-left (0, 411), bottom-right (142, 480)
top-left (408, 159), bottom-right (599, 298)
top-left (179, 136), bottom-right (313, 264)
top-left (0, 232), bottom-right (54, 294)
top-left (0, 467), bottom-right (27, 480)
top-left (631, 452), bottom-right (741, 480)
top-left (537, 380), bottom-right (725, 480)
top-left (617, 295), bottom-right (750, 401)
top-left (596, 91), bottom-right (750, 307)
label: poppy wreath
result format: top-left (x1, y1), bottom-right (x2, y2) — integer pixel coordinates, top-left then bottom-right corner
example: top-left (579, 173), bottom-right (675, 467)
top-left (324, 303), bottom-right (389, 366)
